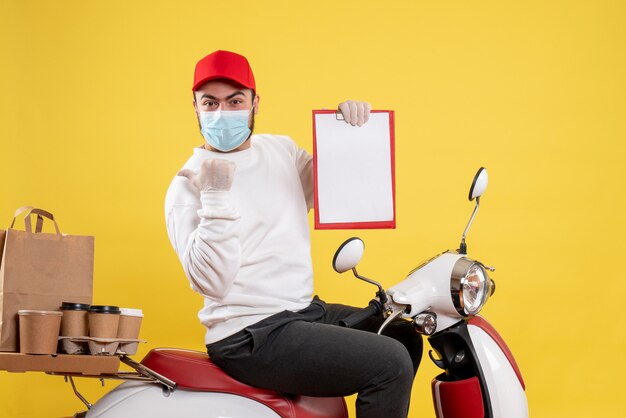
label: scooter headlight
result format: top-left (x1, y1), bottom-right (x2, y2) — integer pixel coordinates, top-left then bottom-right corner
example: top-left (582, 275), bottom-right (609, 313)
top-left (451, 258), bottom-right (491, 316)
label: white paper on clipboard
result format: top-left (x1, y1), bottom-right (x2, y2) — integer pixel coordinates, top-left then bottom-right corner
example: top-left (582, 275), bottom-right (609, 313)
top-left (313, 110), bottom-right (396, 229)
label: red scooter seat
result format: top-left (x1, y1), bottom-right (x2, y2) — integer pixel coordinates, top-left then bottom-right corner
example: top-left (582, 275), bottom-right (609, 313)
top-left (141, 348), bottom-right (348, 418)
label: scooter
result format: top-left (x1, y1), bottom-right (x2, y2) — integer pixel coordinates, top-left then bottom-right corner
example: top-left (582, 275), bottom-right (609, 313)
top-left (331, 167), bottom-right (528, 418)
top-left (67, 167), bottom-right (527, 418)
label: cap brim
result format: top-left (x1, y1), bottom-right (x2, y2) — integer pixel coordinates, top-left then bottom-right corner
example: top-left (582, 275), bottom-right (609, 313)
top-left (193, 75), bottom-right (254, 91)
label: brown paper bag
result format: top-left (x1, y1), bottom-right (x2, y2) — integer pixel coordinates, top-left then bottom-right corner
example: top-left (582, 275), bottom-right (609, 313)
top-left (0, 207), bottom-right (94, 351)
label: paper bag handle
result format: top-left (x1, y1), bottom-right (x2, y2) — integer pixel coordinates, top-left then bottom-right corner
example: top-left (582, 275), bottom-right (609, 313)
top-left (9, 206), bottom-right (35, 229)
top-left (11, 205), bottom-right (35, 219)
top-left (10, 207), bottom-right (62, 235)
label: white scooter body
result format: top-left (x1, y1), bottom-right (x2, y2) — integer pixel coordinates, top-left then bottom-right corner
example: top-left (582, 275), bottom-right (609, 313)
top-left (388, 251), bottom-right (468, 331)
top-left (466, 322), bottom-right (527, 417)
top-left (386, 252), bottom-right (528, 417)
top-left (86, 381), bottom-right (281, 417)
top-left (78, 347), bottom-right (348, 418)
top-left (71, 167), bottom-right (526, 418)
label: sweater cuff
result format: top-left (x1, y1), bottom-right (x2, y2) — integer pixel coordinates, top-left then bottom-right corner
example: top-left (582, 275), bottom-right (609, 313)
top-left (200, 190), bottom-right (231, 206)
top-left (198, 191), bottom-right (240, 219)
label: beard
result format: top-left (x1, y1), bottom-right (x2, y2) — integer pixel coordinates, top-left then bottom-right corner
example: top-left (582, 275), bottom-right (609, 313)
top-left (248, 111), bottom-right (256, 136)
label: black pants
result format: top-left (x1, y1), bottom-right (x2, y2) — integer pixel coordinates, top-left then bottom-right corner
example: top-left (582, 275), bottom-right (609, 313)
top-left (207, 298), bottom-right (423, 418)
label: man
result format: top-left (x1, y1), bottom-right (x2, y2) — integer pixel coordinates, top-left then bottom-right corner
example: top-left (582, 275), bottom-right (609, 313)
top-left (165, 50), bottom-right (422, 418)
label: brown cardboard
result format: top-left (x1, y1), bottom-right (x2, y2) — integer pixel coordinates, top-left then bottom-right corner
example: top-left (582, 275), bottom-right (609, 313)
top-left (87, 340), bottom-right (119, 355)
top-left (60, 309), bottom-right (89, 337)
top-left (117, 341), bottom-right (139, 355)
top-left (0, 208), bottom-right (94, 351)
top-left (60, 339), bottom-right (88, 355)
top-left (117, 315), bottom-right (142, 339)
top-left (89, 312), bottom-right (120, 338)
top-left (0, 352), bottom-right (120, 375)
top-left (58, 336), bottom-right (145, 356)
top-left (18, 310), bottom-right (63, 354)
top-left (0, 229), bottom-right (6, 262)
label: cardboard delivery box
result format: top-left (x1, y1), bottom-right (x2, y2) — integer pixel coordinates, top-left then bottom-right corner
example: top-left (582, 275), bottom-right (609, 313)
top-left (0, 352), bottom-right (120, 375)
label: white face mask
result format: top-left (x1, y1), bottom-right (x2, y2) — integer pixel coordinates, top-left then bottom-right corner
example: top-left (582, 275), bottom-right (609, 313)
top-left (199, 109), bottom-right (252, 152)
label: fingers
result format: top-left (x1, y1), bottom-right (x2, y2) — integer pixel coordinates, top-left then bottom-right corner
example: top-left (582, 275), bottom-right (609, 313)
top-left (198, 159), bottom-right (236, 191)
top-left (338, 100), bottom-right (372, 127)
top-left (356, 102), bottom-right (371, 126)
top-left (338, 101), bottom-right (358, 126)
top-left (348, 101), bottom-right (358, 126)
top-left (177, 169), bottom-right (196, 180)
top-left (200, 159), bottom-right (236, 176)
top-left (179, 159), bottom-right (236, 192)
top-left (362, 102), bottom-right (371, 124)
top-left (338, 102), bottom-right (351, 123)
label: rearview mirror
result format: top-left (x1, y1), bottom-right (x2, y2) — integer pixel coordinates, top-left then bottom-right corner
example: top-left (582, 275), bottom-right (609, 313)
top-left (459, 167), bottom-right (488, 254)
top-left (469, 167), bottom-right (488, 201)
top-left (332, 238), bottom-right (364, 273)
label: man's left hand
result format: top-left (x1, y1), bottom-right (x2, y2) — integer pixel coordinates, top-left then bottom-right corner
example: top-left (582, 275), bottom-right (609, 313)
top-left (338, 100), bottom-right (372, 127)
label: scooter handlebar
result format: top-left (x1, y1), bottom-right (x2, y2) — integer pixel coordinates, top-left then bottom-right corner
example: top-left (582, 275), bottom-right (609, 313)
top-left (339, 300), bottom-right (383, 328)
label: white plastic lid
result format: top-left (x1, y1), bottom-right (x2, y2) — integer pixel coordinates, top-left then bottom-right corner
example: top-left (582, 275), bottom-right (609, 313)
top-left (120, 308), bottom-right (143, 317)
top-left (17, 310), bottom-right (63, 316)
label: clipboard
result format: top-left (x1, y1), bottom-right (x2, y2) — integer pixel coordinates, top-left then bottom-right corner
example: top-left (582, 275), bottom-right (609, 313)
top-left (312, 109), bottom-right (396, 230)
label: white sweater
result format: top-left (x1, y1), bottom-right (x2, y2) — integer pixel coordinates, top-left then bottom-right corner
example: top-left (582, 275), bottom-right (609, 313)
top-left (165, 134), bottom-right (315, 344)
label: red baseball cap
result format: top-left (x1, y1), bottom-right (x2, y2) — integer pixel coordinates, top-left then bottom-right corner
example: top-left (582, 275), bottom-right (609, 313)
top-left (192, 50), bottom-right (256, 92)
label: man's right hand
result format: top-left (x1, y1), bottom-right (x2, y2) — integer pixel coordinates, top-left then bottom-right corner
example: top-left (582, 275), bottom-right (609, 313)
top-left (338, 100), bottom-right (371, 127)
top-left (178, 159), bottom-right (236, 192)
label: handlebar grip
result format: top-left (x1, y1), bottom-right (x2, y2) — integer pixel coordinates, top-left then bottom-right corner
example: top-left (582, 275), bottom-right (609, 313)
top-left (338, 300), bottom-right (383, 328)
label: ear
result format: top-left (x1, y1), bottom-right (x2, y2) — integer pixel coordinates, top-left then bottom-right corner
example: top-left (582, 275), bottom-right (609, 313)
top-left (192, 91), bottom-right (199, 112)
top-left (253, 94), bottom-right (260, 115)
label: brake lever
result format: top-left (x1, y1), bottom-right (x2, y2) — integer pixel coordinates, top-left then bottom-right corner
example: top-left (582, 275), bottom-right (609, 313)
top-left (377, 302), bottom-right (408, 335)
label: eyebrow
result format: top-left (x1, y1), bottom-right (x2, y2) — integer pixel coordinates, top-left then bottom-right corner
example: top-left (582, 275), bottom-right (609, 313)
top-left (199, 91), bottom-right (246, 101)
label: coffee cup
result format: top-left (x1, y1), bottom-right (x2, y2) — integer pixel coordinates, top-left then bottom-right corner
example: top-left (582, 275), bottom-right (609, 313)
top-left (117, 308), bottom-right (143, 340)
top-left (18, 310), bottom-right (63, 354)
top-left (88, 305), bottom-right (121, 338)
top-left (59, 302), bottom-right (90, 337)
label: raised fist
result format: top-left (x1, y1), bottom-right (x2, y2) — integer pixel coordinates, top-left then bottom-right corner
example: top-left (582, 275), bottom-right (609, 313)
top-left (178, 159), bottom-right (236, 192)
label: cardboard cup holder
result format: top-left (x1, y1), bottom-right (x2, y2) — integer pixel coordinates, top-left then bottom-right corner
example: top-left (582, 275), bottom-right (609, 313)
top-left (59, 337), bottom-right (145, 355)
top-left (88, 340), bottom-right (119, 355)
top-left (12, 305), bottom-right (145, 358)
top-left (117, 341), bottom-right (140, 355)
top-left (60, 338), bottom-right (87, 355)
top-left (57, 306), bottom-right (145, 355)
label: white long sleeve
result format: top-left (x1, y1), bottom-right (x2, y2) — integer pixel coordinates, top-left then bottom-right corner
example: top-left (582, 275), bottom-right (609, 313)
top-left (184, 191), bottom-right (242, 299)
top-left (165, 134), bottom-right (314, 344)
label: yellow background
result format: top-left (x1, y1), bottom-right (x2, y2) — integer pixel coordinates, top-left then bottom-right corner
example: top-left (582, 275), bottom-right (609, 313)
top-left (1, 1), bottom-right (625, 417)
